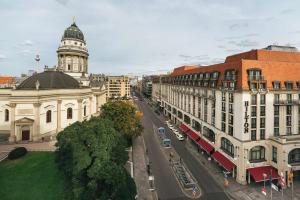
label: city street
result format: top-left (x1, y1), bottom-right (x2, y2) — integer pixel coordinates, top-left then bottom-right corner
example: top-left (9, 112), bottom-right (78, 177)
top-left (136, 97), bottom-right (231, 200)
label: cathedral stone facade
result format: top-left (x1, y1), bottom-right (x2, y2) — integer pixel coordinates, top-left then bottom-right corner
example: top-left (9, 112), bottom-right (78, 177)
top-left (0, 21), bottom-right (106, 143)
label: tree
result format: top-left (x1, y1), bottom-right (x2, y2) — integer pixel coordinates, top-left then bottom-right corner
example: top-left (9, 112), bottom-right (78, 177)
top-left (56, 117), bottom-right (136, 200)
top-left (100, 101), bottom-right (143, 140)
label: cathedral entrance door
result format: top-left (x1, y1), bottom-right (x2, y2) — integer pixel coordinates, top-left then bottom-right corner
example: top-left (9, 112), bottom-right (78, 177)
top-left (22, 130), bottom-right (30, 141)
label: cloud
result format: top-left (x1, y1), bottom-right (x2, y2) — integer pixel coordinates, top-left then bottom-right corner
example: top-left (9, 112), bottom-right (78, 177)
top-left (280, 9), bottom-right (295, 15)
top-left (21, 40), bottom-right (33, 46)
top-left (178, 54), bottom-right (210, 62)
top-left (0, 54), bottom-right (7, 61)
top-left (229, 39), bottom-right (259, 48)
top-left (229, 22), bottom-right (248, 30)
top-left (55, 0), bottom-right (69, 6)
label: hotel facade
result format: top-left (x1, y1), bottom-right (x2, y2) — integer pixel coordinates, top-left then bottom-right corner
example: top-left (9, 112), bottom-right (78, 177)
top-left (152, 45), bottom-right (300, 185)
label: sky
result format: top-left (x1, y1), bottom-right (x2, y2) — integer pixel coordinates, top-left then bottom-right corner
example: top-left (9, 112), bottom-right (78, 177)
top-left (1, 0), bottom-right (300, 76)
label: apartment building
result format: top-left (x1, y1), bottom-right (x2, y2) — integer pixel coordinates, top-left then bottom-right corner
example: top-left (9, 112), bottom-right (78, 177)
top-left (105, 75), bottom-right (130, 99)
top-left (152, 45), bottom-right (300, 185)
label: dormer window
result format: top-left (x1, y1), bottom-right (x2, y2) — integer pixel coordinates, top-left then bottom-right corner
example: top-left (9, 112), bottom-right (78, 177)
top-left (225, 70), bottom-right (236, 80)
top-left (273, 81), bottom-right (281, 90)
top-left (285, 81), bottom-right (293, 90)
top-left (248, 69), bottom-right (262, 81)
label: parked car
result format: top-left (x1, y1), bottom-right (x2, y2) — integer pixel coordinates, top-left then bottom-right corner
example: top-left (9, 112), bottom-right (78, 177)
top-left (176, 133), bottom-right (184, 141)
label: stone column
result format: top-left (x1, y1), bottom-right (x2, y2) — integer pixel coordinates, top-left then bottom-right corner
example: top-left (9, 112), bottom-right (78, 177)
top-left (236, 147), bottom-right (248, 185)
top-left (89, 96), bottom-right (93, 117)
top-left (77, 99), bottom-right (83, 122)
top-left (33, 103), bottom-right (41, 141)
top-left (57, 100), bottom-right (62, 132)
top-left (8, 103), bottom-right (16, 143)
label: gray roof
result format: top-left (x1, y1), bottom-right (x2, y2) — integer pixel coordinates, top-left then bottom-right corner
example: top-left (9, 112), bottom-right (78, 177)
top-left (17, 71), bottom-right (80, 90)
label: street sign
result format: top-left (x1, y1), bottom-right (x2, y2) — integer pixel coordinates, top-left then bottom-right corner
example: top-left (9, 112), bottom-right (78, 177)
top-left (261, 187), bottom-right (267, 196)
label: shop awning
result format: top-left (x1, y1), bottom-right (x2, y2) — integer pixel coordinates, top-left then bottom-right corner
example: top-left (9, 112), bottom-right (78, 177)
top-left (197, 138), bottom-right (214, 153)
top-left (179, 124), bottom-right (189, 132)
top-left (247, 166), bottom-right (280, 182)
top-left (212, 151), bottom-right (236, 172)
top-left (186, 130), bottom-right (200, 141)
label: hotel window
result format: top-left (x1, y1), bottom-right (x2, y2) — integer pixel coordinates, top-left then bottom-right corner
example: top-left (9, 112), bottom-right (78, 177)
top-left (222, 112), bottom-right (226, 122)
top-left (272, 146), bottom-right (277, 163)
top-left (260, 106), bottom-right (265, 116)
top-left (260, 129), bottom-right (265, 140)
top-left (249, 146), bottom-right (265, 162)
top-left (4, 109), bottom-right (9, 122)
top-left (222, 92), bottom-right (226, 101)
top-left (260, 94), bottom-right (266, 105)
top-left (221, 123), bottom-right (226, 132)
top-left (251, 94), bottom-right (257, 105)
top-left (259, 83), bottom-right (266, 90)
top-left (274, 128), bottom-right (279, 136)
top-left (288, 149), bottom-right (300, 164)
top-left (251, 130), bottom-right (256, 141)
top-left (260, 118), bottom-right (265, 128)
top-left (251, 106), bottom-right (257, 117)
top-left (274, 116), bottom-right (279, 127)
top-left (251, 118), bottom-right (256, 128)
top-left (68, 64), bottom-right (71, 70)
top-left (67, 108), bottom-right (73, 119)
top-left (287, 105), bottom-right (292, 115)
top-left (222, 102), bottom-right (226, 111)
top-left (285, 81), bottom-right (293, 90)
top-left (297, 81), bottom-right (300, 89)
top-left (221, 138), bottom-right (234, 157)
top-left (286, 116), bottom-right (292, 126)
top-left (273, 81), bottom-right (281, 90)
top-left (225, 70), bottom-right (236, 80)
top-left (287, 127), bottom-right (292, 135)
top-left (46, 110), bottom-right (52, 123)
top-left (229, 93), bottom-right (234, 103)
top-left (229, 104), bottom-right (233, 114)
top-left (229, 115), bottom-right (233, 125)
top-left (274, 94), bottom-right (280, 104)
top-left (287, 94), bottom-right (292, 104)
top-left (274, 106), bottom-right (279, 115)
top-left (250, 83), bottom-right (257, 90)
top-left (228, 126), bottom-right (233, 136)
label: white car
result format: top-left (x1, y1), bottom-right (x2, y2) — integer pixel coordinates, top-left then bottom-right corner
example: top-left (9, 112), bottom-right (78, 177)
top-left (173, 129), bottom-right (179, 134)
top-left (176, 133), bottom-right (184, 141)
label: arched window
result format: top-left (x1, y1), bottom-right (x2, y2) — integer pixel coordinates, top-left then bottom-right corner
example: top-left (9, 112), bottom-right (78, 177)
top-left (249, 146), bottom-right (265, 162)
top-left (84, 106), bottom-right (87, 116)
top-left (67, 108), bottom-right (73, 119)
top-left (221, 137), bottom-right (234, 157)
top-left (288, 148), bottom-right (300, 164)
top-left (46, 110), bottom-right (52, 123)
top-left (203, 126), bottom-right (215, 142)
top-left (4, 109), bottom-right (9, 122)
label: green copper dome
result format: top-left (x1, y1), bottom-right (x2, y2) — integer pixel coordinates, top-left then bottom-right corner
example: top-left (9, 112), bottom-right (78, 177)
top-left (62, 22), bottom-right (85, 41)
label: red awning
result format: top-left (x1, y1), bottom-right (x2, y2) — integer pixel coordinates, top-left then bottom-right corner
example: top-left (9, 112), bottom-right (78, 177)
top-left (212, 151), bottom-right (236, 172)
top-left (197, 138), bottom-right (214, 153)
top-left (247, 166), bottom-right (280, 182)
top-left (179, 124), bottom-right (189, 132)
top-left (186, 130), bottom-right (200, 141)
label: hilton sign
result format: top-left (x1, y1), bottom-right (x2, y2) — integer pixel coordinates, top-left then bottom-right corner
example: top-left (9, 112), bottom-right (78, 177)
top-left (244, 101), bottom-right (249, 133)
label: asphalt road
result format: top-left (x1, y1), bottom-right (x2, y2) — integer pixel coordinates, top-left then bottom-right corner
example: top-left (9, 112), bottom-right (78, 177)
top-left (136, 97), bottom-right (230, 200)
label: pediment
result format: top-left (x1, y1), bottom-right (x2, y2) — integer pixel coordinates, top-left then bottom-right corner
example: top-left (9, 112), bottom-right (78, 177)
top-left (15, 117), bottom-right (34, 123)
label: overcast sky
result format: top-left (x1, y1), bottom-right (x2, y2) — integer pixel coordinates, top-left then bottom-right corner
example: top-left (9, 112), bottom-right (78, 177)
top-left (1, 0), bottom-right (300, 76)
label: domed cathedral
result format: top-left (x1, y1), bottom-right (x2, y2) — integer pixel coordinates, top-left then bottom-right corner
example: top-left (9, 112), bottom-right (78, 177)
top-left (57, 21), bottom-right (89, 86)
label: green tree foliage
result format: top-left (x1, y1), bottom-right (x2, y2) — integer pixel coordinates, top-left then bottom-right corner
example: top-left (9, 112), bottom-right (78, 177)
top-left (56, 117), bottom-right (136, 200)
top-left (100, 101), bottom-right (143, 140)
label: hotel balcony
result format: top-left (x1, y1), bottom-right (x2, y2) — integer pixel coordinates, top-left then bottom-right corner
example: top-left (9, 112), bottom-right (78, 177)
top-left (247, 75), bottom-right (265, 81)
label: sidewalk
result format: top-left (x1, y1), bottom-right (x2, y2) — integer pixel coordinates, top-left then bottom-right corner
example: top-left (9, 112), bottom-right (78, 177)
top-left (132, 136), bottom-right (156, 200)
top-left (185, 140), bottom-right (300, 200)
